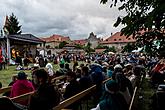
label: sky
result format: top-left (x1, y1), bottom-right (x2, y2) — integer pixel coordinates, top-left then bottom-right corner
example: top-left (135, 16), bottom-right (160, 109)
top-left (0, 0), bottom-right (125, 40)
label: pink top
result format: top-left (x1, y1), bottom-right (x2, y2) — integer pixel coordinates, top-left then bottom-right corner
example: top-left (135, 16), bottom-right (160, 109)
top-left (10, 80), bottom-right (35, 105)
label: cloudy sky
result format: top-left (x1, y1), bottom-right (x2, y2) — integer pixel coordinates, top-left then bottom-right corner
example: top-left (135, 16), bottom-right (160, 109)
top-left (0, 0), bottom-right (125, 40)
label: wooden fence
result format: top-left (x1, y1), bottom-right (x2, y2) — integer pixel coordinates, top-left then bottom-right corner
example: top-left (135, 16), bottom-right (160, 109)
top-left (1, 76), bottom-right (142, 110)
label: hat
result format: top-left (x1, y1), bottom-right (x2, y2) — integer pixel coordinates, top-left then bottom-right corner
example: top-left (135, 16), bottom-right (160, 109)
top-left (17, 71), bottom-right (27, 80)
top-left (114, 64), bottom-right (122, 69)
top-left (33, 64), bottom-right (40, 68)
top-left (124, 63), bottom-right (132, 67)
top-left (105, 80), bottom-right (119, 93)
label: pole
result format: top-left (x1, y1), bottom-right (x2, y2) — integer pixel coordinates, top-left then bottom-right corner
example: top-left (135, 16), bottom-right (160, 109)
top-left (6, 35), bottom-right (11, 69)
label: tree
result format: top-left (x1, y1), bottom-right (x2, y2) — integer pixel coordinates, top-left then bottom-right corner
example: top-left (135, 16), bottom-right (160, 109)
top-left (84, 42), bottom-right (94, 54)
top-left (75, 44), bottom-right (83, 49)
top-left (3, 13), bottom-right (22, 35)
top-left (95, 44), bottom-right (105, 49)
top-left (122, 43), bottom-right (136, 53)
top-left (104, 46), bottom-right (116, 53)
top-left (100, 0), bottom-right (165, 55)
top-left (59, 41), bottom-right (67, 49)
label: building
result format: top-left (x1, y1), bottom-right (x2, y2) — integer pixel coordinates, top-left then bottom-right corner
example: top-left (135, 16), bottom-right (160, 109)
top-left (95, 49), bottom-right (106, 54)
top-left (63, 42), bottom-right (84, 54)
top-left (0, 34), bottom-right (44, 62)
top-left (41, 34), bottom-right (71, 55)
top-left (100, 32), bottom-right (136, 51)
top-left (73, 39), bottom-right (87, 46)
top-left (87, 32), bottom-right (100, 49)
top-left (41, 34), bottom-right (71, 48)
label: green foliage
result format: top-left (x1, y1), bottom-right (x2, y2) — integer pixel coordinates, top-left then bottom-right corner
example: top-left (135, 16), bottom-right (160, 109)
top-left (122, 43), bottom-right (136, 53)
top-left (75, 44), bottom-right (83, 49)
top-left (100, 0), bottom-right (165, 55)
top-left (4, 13), bottom-right (22, 35)
top-left (104, 46), bottom-right (116, 53)
top-left (95, 44), bottom-right (111, 49)
top-left (55, 46), bottom-right (59, 49)
top-left (59, 41), bottom-right (68, 49)
top-left (95, 44), bottom-right (104, 49)
top-left (84, 42), bottom-right (94, 54)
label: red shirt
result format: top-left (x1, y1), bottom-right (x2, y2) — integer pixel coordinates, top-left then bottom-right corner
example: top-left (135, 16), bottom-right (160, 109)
top-left (0, 55), bottom-right (3, 63)
top-left (10, 80), bottom-right (35, 105)
top-left (153, 64), bottom-right (164, 73)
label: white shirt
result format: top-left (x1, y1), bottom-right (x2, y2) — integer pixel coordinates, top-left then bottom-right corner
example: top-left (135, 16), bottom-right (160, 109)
top-left (45, 63), bottom-right (54, 76)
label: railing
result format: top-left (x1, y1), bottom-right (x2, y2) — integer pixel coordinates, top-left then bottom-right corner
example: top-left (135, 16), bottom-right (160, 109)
top-left (51, 75), bottom-right (66, 84)
top-left (9, 77), bottom-right (111, 109)
top-left (129, 75), bottom-right (144, 110)
top-left (3, 76), bottom-right (142, 110)
top-left (53, 78), bottom-right (111, 110)
top-left (54, 85), bottom-right (96, 110)
top-left (129, 87), bottom-right (138, 110)
top-left (53, 77), bottom-right (142, 110)
top-left (0, 86), bottom-right (11, 94)
top-left (0, 75), bottom-right (66, 95)
top-left (11, 91), bottom-right (34, 103)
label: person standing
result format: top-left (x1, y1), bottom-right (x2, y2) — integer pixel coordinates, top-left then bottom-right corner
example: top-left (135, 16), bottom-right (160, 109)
top-left (0, 54), bottom-right (3, 70)
top-left (38, 56), bottom-right (45, 67)
top-left (2, 55), bottom-right (6, 69)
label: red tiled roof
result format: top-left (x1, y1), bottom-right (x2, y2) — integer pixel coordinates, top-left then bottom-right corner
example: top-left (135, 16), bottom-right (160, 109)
top-left (73, 39), bottom-right (87, 46)
top-left (100, 32), bottom-right (136, 44)
top-left (41, 35), bottom-right (70, 42)
top-left (95, 49), bottom-right (106, 53)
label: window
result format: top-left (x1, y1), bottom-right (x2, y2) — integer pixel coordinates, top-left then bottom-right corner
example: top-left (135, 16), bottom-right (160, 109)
top-left (119, 39), bottom-right (121, 41)
top-left (106, 39), bottom-right (108, 41)
top-left (114, 39), bottom-right (117, 41)
top-left (128, 38), bottom-right (131, 40)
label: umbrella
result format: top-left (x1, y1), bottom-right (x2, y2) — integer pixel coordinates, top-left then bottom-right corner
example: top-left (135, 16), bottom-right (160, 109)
top-left (108, 51), bottom-right (115, 55)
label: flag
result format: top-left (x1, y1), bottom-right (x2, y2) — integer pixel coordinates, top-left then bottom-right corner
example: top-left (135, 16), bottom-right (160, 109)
top-left (3, 15), bottom-right (9, 35)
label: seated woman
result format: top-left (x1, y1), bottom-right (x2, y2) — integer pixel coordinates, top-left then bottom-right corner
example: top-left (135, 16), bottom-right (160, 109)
top-left (63, 71), bottom-right (80, 110)
top-left (10, 72), bottom-right (34, 105)
top-left (92, 80), bottom-right (128, 110)
top-left (29, 69), bottom-right (60, 110)
top-left (79, 66), bottom-right (92, 91)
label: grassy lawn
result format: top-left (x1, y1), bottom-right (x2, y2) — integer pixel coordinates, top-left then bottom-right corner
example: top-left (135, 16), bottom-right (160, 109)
top-left (136, 77), bottom-right (156, 110)
top-left (0, 65), bottom-right (32, 87)
top-left (0, 61), bottom-right (84, 87)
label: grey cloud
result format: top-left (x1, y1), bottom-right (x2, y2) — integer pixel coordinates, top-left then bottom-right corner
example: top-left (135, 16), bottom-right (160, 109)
top-left (0, 0), bottom-right (125, 40)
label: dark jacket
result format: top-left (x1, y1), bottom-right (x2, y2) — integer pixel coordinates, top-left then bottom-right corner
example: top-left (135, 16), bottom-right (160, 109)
top-left (63, 79), bottom-right (80, 99)
top-left (63, 79), bottom-right (80, 110)
top-left (29, 83), bottom-right (60, 110)
top-left (79, 76), bottom-right (92, 91)
top-left (99, 92), bottom-right (128, 110)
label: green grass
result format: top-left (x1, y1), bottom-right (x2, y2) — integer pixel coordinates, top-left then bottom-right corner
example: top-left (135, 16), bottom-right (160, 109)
top-left (0, 65), bottom-right (32, 87)
top-left (0, 61), bottom-right (85, 87)
top-left (136, 77), bottom-right (156, 110)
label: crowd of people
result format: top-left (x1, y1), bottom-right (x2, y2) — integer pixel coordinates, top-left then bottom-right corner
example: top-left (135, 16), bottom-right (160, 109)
top-left (1, 52), bottom-right (165, 110)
